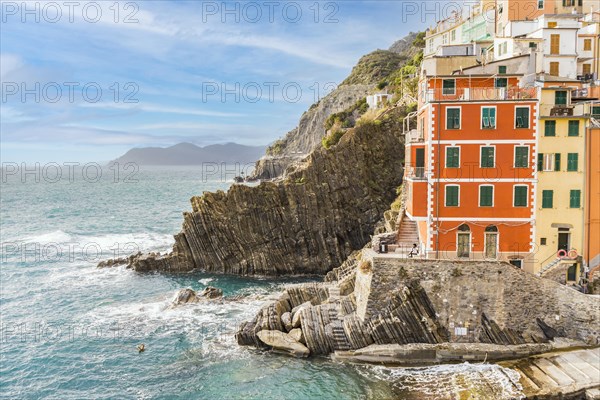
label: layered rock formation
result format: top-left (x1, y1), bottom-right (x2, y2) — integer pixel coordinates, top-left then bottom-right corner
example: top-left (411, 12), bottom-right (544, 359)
top-left (236, 255), bottom-right (600, 360)
top-left (107, 108), bottom-right (406, 275)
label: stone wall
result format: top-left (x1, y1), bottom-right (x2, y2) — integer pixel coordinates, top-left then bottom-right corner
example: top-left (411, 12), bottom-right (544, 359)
top-left (237, 256), bottom-right (600, 357)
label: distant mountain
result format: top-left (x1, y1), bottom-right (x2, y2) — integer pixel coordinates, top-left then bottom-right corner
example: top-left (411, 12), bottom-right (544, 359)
top-left (110, 142), bottom-right (266, 165)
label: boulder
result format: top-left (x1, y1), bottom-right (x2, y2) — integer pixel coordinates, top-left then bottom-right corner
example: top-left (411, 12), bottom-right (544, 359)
top-left (256, 330), bottom-right (310, 358)
top-left (199, 286), bottom-right (223, 299)
top-left (289, 328), bottom-right (305, 344)
top-left (281, 312), bottom-right (293, 332)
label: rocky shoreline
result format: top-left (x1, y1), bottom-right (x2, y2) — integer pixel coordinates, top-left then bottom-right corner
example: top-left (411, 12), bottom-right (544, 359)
top-left (235, 254), bottom-right (600, 361)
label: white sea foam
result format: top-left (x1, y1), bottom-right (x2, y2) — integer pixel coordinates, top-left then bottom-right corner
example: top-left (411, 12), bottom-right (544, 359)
top-left (199, 278), bottom-right (214, 286)
top-left (357, 362), bottom-right (524, 400)
top-left (20, 229), bottom-right (73, 244)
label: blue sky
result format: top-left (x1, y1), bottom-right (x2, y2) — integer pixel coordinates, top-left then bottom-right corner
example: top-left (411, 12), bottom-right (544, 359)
top-left (0, 0), bottom-right (445, 163)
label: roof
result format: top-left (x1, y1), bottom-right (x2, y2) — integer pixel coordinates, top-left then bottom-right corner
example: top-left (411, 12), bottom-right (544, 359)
top-left (537, 74), bottom-right (580, 83)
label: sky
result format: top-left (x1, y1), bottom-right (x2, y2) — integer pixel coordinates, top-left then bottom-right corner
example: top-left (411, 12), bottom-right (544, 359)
top-left (0, 0), bottom-right (462, 163)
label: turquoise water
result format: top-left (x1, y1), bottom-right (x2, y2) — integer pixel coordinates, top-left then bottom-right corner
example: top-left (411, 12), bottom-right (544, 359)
top-left (1, 166), bottom-right (523, 399)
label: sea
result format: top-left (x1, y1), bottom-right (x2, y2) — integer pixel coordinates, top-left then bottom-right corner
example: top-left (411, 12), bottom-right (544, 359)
top-left (0, 165), bottom-right (524, 399)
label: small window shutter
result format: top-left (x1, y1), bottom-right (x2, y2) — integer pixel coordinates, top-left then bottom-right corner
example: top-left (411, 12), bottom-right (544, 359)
top-left (554, 153), bottom-right (561, 171)
top-left (538, 153), bottom-right (544, 171)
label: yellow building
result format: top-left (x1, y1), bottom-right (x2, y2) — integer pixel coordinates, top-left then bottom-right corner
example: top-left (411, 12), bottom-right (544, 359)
top-left (535, 82), bottom-right (588, 283)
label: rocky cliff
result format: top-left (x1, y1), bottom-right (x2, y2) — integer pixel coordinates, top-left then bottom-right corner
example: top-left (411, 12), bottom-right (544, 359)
top-left (236, 255), bottom-right (600, 359)
top-left (107, 108), bottom-right (407, 275)
top-left (252, 35), bottom-right (418, 180)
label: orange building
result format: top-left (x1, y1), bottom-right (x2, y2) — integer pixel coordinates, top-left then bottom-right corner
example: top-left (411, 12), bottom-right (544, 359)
top-left (404, 72), bottom-right (538, 269)
top-left (585, 120), bottom-right (600, 277)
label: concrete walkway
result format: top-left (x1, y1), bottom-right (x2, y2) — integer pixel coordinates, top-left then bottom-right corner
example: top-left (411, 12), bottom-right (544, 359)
top-left (500, 347), bottom-right (600, 398)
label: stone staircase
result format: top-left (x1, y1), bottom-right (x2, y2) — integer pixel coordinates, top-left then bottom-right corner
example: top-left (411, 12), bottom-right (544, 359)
top-left (396, 217), bottom-right (419, 252)
top-left (537, 257), bottom-right (562, 277)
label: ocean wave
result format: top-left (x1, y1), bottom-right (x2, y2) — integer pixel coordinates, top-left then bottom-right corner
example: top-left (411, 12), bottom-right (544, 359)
top-left (357, 362), bottom-right (524, 400)
top-left (20, 229), bottom-right (73, 244)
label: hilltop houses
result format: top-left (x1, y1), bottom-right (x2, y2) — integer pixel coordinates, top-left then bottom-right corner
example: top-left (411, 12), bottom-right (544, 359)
top-left (402, 0), bottom-right (600, 287)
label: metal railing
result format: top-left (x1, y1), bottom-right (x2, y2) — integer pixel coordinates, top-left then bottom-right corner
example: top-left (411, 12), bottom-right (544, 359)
top-left (422, 87), bottom-right (537, 103)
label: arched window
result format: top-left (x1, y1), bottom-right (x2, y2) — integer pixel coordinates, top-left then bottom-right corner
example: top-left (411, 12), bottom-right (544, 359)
top-left (458, 224), bottom-right (470, 232)
top-left (485, 225), bottom-right (498, 232)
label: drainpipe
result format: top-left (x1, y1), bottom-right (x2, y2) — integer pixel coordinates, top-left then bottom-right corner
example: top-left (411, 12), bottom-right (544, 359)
top-left (436, 100), bottom-right (441, 259)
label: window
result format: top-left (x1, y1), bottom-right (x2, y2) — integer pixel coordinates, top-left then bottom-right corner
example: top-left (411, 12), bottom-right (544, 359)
top-left (515, 107), bottom-right (529, 128)
top-left (498, 65), bottom-right (507, 74)
top-left (555, 91), bottom-right (567, 105)
top-left (540, 238), bottom-right (547, 245)
top-left (429, 39), bottom-right (433, 53)
top-left (514, 186), bottom-right (528, 207)
top-left (481, 107), bottom-right (496, 129)
top-left (562, 0), bottom-right (575, 6)
top-left (550, 62), bottom-right (559, 76)
top-left (548, 21), bottom-right (557, 28)
top-left (550, 34), bottom-right (560, 55)
top-left (593, 106), bottom-right (600, 117)
top-left (570, 190), bottom-right (581, 208)
top-left (538, 0), bottom-right (544, 9)
top-left (568, 120), bottom-right (579, 136)
top-left (567, 153), bottom-right (578, 171)
top-left (481, 146), bottom-right (495, 168)
top-left (545, 120), bottom-right (556, 136)
top-left (446, 147), bottom-right (460, 168)
top-left (479, 186), bottom-right (494, 207)
top-left (583, 64), bottom-right (592, 74)
top-left (445, 185), bottom-right (459, 207)
top-left (451, 29), bottom-right (456, 41)
top-left (542, 190), bottom-right (554, 208)
top-left (495, 78), bottom-right (508, 88)
top-left (443, 34), bottom-right (448, 45)
top-left (446, 108), bottom-right (460, 129)
top-left (442, 79), bottom-right (455, 95)
top-left (584, 39), bottom-right (592, 51)
top-left (515, 146), bottom-right (529, 168)
top-left (538, 153), bottom-right (560, 171)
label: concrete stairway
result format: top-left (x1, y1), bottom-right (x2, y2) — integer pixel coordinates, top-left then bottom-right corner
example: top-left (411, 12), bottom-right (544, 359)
top-left (502, 347), bottom-right (600, 398)
top-left (537, 257), bottom-right (562, 277)
top-left (396, 217), bottom-right (419, 251)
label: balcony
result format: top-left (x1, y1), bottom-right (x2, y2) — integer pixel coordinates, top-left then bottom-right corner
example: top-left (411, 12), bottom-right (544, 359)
top-left (422, 87), bottom-right (537, 103)
top-left (550, 105), bottom-right (574, 116)
top-left (406, 166), bottom-right (427, 180)
top-left (405, 129), bottom-right (424, 143)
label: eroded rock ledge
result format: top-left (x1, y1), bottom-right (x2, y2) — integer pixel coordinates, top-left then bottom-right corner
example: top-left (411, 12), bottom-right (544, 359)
top-left (235, 256), bottom-right (600, 360)
top-left (103, 109), bottom-right (406, 275)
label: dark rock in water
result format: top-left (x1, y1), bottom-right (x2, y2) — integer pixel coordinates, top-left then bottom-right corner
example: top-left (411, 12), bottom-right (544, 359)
top-left (199, 286), bottom-right (223, 299)
top-left (115, 108), bottom-right (406, 276)
top-left (170, 286), bottom-right (223, 307)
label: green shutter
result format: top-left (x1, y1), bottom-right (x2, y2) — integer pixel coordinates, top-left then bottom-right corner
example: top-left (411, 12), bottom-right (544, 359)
top-left (480, 186), bottom-right (493, 206)
top-left (498, 66), bottom-right (507, 74)
top-left (446, 147), bottom-right (459, 168)
top-left (514, 186), bottom-right (528, 207)
top-left (593, 106), bottom-right (600, 116)
top-left (567, 153), bottom-right (578, 171)
top-left (555, 91), bottom-right (567, 105)
top-left (542, 190), bottom-right (554, 208)
top-left (446, 186), bottom-right (459, 206)
top-left (481, 147), bottom-right (495, 168)
top-left (443, 79), bottom-right (455, 95)
top-left (554, 153), bottom-right (561, 171)
top-left (495, 78), bottom-right (508, 88)
top-left (482, 107), bottom-right (496, 128)
top-left (516, 107), bottom-right (529, 128)
top-left (538, 153), bottom-right (544, 172)
top-left (568, 120), bottom-right (579, 136)
top-left (515, 146), bottom-right (528, 168)
top-left (447, 108), bottom-right (460, 129)
top-left (570, 190), bottom-right (581, 208)
top-left (545, 120), bottom-right (556, 136)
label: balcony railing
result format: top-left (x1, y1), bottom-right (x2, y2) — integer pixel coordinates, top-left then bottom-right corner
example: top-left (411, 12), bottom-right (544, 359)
top-left (550, 105), bottom-right (574, 116)
top-left (406, 166), bottom-right (427, 180)
top-left (405, 129), bottom-right (424, 143)
top-left (422, 87), bottom-right (537, 103)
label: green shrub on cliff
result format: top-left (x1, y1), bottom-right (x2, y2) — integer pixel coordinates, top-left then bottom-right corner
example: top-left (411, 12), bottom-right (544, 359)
top-left (322, 129), bottom-right (345, 149)
top-left (324, 98), bottom-right (369, 131)
top-left (266, 139), bottom-right (286, 156)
